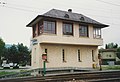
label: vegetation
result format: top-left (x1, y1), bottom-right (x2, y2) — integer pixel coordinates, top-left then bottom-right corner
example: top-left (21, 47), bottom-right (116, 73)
top-left (102, 66), bottom-right (120, 70)
top-left (0, 71), bottom-right (16, 76)
top-left (105, 43), bottom-right (118, 49)
top-left (0, 37), bottom-right (31, 66)
top-left (0, 38), bottom-right (5, 65)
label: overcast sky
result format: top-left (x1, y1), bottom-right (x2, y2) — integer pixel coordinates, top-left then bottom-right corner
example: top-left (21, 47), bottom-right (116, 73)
top-left (0, 0), bottom-right (120, 48)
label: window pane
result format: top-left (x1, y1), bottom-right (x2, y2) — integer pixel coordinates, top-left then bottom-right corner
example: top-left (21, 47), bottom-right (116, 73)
top-left (44, 21), bottom-right (47, 30)
top-left (79, 25), bottom-right (88, 37)
top-left (43, 21), bottom-right (56, 34)
top-left (62, 49), bottom-right (65, 62)
top-left (63, 23), bottom-right (73, 35)
top-left (93, 27), bottom-right (101, 38)
top-left (78, 49), bottom-right (81, 62)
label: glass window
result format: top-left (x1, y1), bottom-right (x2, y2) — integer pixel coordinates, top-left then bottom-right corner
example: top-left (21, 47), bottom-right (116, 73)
top-left (78, 49), bottom-right (81, 62)
top-left (92, 50), bottom-right (95, 62)
top-left (93, 27), bottom-right (101, 39)
top-left (38, 22), bottom-right (43, 35)
top-left (63, 23), bottom-right (73, 35)
top-left (33, 24), bottom-right (37, 38)
top-left (43, 21), bottom-right (56, 34)
top-left (79, 25), bottom-right (88, 37)
top-left (62, 49), bottom-right (66, 62)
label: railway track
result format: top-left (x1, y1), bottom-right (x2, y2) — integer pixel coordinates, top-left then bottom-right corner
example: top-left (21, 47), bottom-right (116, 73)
top-left (0, 70), bottom-right (120, 82)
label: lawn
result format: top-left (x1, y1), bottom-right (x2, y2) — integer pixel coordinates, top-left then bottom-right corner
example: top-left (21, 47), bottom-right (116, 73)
top-left (102, 65), bottom-right (120, 70)
top-left (0, 71), bottom-right (16, 76)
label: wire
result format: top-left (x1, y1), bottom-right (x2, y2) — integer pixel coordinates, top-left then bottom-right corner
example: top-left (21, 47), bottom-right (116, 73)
top-left (7, 2), bottom-right (41, 10)
top-left (96, 0), bottom-right (120, 7)
top-left (0, 1), bottom-right (40, 13)
top-left (0, 0), bottom-right (120, 26)
top-left (1, 0), bottom-right (120, 16)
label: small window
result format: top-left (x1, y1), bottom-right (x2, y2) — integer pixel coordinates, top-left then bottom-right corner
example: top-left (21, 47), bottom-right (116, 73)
top-left (79, 25), bottom-right (88, 37)
top-left (93, 27), bottom-right (101, 39)
top-left (92, 50), bottom-right (95, 62)
top-left (62, 49), bottom-right (66, 62)
top-left (78, 49), bottom-right (81, 62)
top-left (63, 23), bottom-right (73, 35)
top-left (109, 55), bottom-right (112, 57)
top-left (64, 14), bottom-right (69, 18)
top-left (80, 17), bottom-right (85, 21)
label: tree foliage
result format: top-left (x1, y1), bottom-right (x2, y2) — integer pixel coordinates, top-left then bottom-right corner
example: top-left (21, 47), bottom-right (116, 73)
top-left (0, 37), bottom-right (31, 66)
top-left (117, 47), bottom-right (120, 59)
top-left (0, 38), bottom-right (5, 56)
top-left (2, 43), bottom-right (30, 66)
top-left (105, 43), bottom-right (118, 49)
top-left (5, 43), bottom-right (30, 65)
top-left (0, 38), bottom-right (5, 64)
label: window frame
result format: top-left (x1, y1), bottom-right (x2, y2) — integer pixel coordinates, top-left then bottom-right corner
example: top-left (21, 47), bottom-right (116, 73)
top-left (63, 22), bottom-right (73, 36)
top-left (92, 50), bottom-right (95, 62)
top-left (93, 27), bottom-right (101, 39)
top-left (38, 21), bottom-right (43, 35)
top-left (78, 49), bottom-right (82, 62)
top-left (33, 24), bottom-right (37, 38)
top-left (43, 20), bottom-right (56, 34)
top-left (79, 25), bottom-right (89, 37)
top-left (62, 49), bottom-right (66, 62)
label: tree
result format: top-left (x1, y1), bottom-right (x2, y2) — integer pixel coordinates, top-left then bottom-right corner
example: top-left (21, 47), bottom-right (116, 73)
top-left (105, 43), bottom-right (118, 49)
top-left (4, 43), bottom-right (30, 66)
top-left (105, 44), bottom-right (108, 49)
top-left (7, 45), bottom-right (18, 63)
top-left (117, 47), bottom-right (120, 59)
top-left (17, 43), bottom-right (30, 66)
top-left (0, 38), bottom-right (5, 65)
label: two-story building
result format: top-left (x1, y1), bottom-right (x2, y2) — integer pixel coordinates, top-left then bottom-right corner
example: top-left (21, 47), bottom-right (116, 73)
top-left (26, 9), bottom-right (108, 69)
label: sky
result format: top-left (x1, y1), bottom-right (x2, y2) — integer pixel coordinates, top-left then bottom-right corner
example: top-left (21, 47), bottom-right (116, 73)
top-left (0, 0), bottom-right (120, 48)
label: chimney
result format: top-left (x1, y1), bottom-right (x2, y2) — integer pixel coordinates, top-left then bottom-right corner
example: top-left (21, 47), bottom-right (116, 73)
top-left (68, 9), bottom-right (72, 12)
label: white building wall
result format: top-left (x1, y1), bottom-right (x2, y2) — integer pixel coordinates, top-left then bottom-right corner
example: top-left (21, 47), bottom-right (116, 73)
top-left (38, 44), bottom-right (99, 68)
top-left (31, 20), bottom-right (100, 68)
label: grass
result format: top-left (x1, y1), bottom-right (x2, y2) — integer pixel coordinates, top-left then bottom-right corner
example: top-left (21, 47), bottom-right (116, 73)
top-left (0, 71), bottom-right (16, 76)
top-left (102, 65), bottom-right (120, 70)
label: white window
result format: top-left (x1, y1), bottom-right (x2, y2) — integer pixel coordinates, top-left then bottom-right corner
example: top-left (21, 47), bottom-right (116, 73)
top-left (93, 27), bottom-right (101, 39)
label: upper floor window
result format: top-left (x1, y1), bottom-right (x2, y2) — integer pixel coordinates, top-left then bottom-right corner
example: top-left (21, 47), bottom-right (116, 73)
top-left (38, 22), bottom-right (43, 35)
top-left (63, 23), bottom-right (73, 35)
top-left (93, 27), bottom-right (101, 39)
top-left (43, 21), bottom-right (56, 34)
top-left (79, 25), bottom-right (88, 37)
top-left (33, 24), bottom-right (37, 38)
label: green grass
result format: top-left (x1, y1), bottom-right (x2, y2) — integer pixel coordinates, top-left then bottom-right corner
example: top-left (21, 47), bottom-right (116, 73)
top-left (102, 66), bottom-right (120, 70)
top-left (0, 71), bottom-right (16, 76)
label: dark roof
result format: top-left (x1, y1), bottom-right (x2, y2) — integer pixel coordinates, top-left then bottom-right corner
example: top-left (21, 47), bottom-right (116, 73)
top-left (26, 9), bottom-right (109, 27)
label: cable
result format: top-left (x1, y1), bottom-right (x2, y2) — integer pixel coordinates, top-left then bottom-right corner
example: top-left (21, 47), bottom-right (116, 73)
top-left (7, 2), bottom-right (41, 10)
top-left (96, 0), bottom-right (120, 7)
top-left (0, 1), bottom-right (120, 25)
top-left (0, 1), bottom-right (40, 13)
top-left (1, 0), bottom-right (120, 16)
